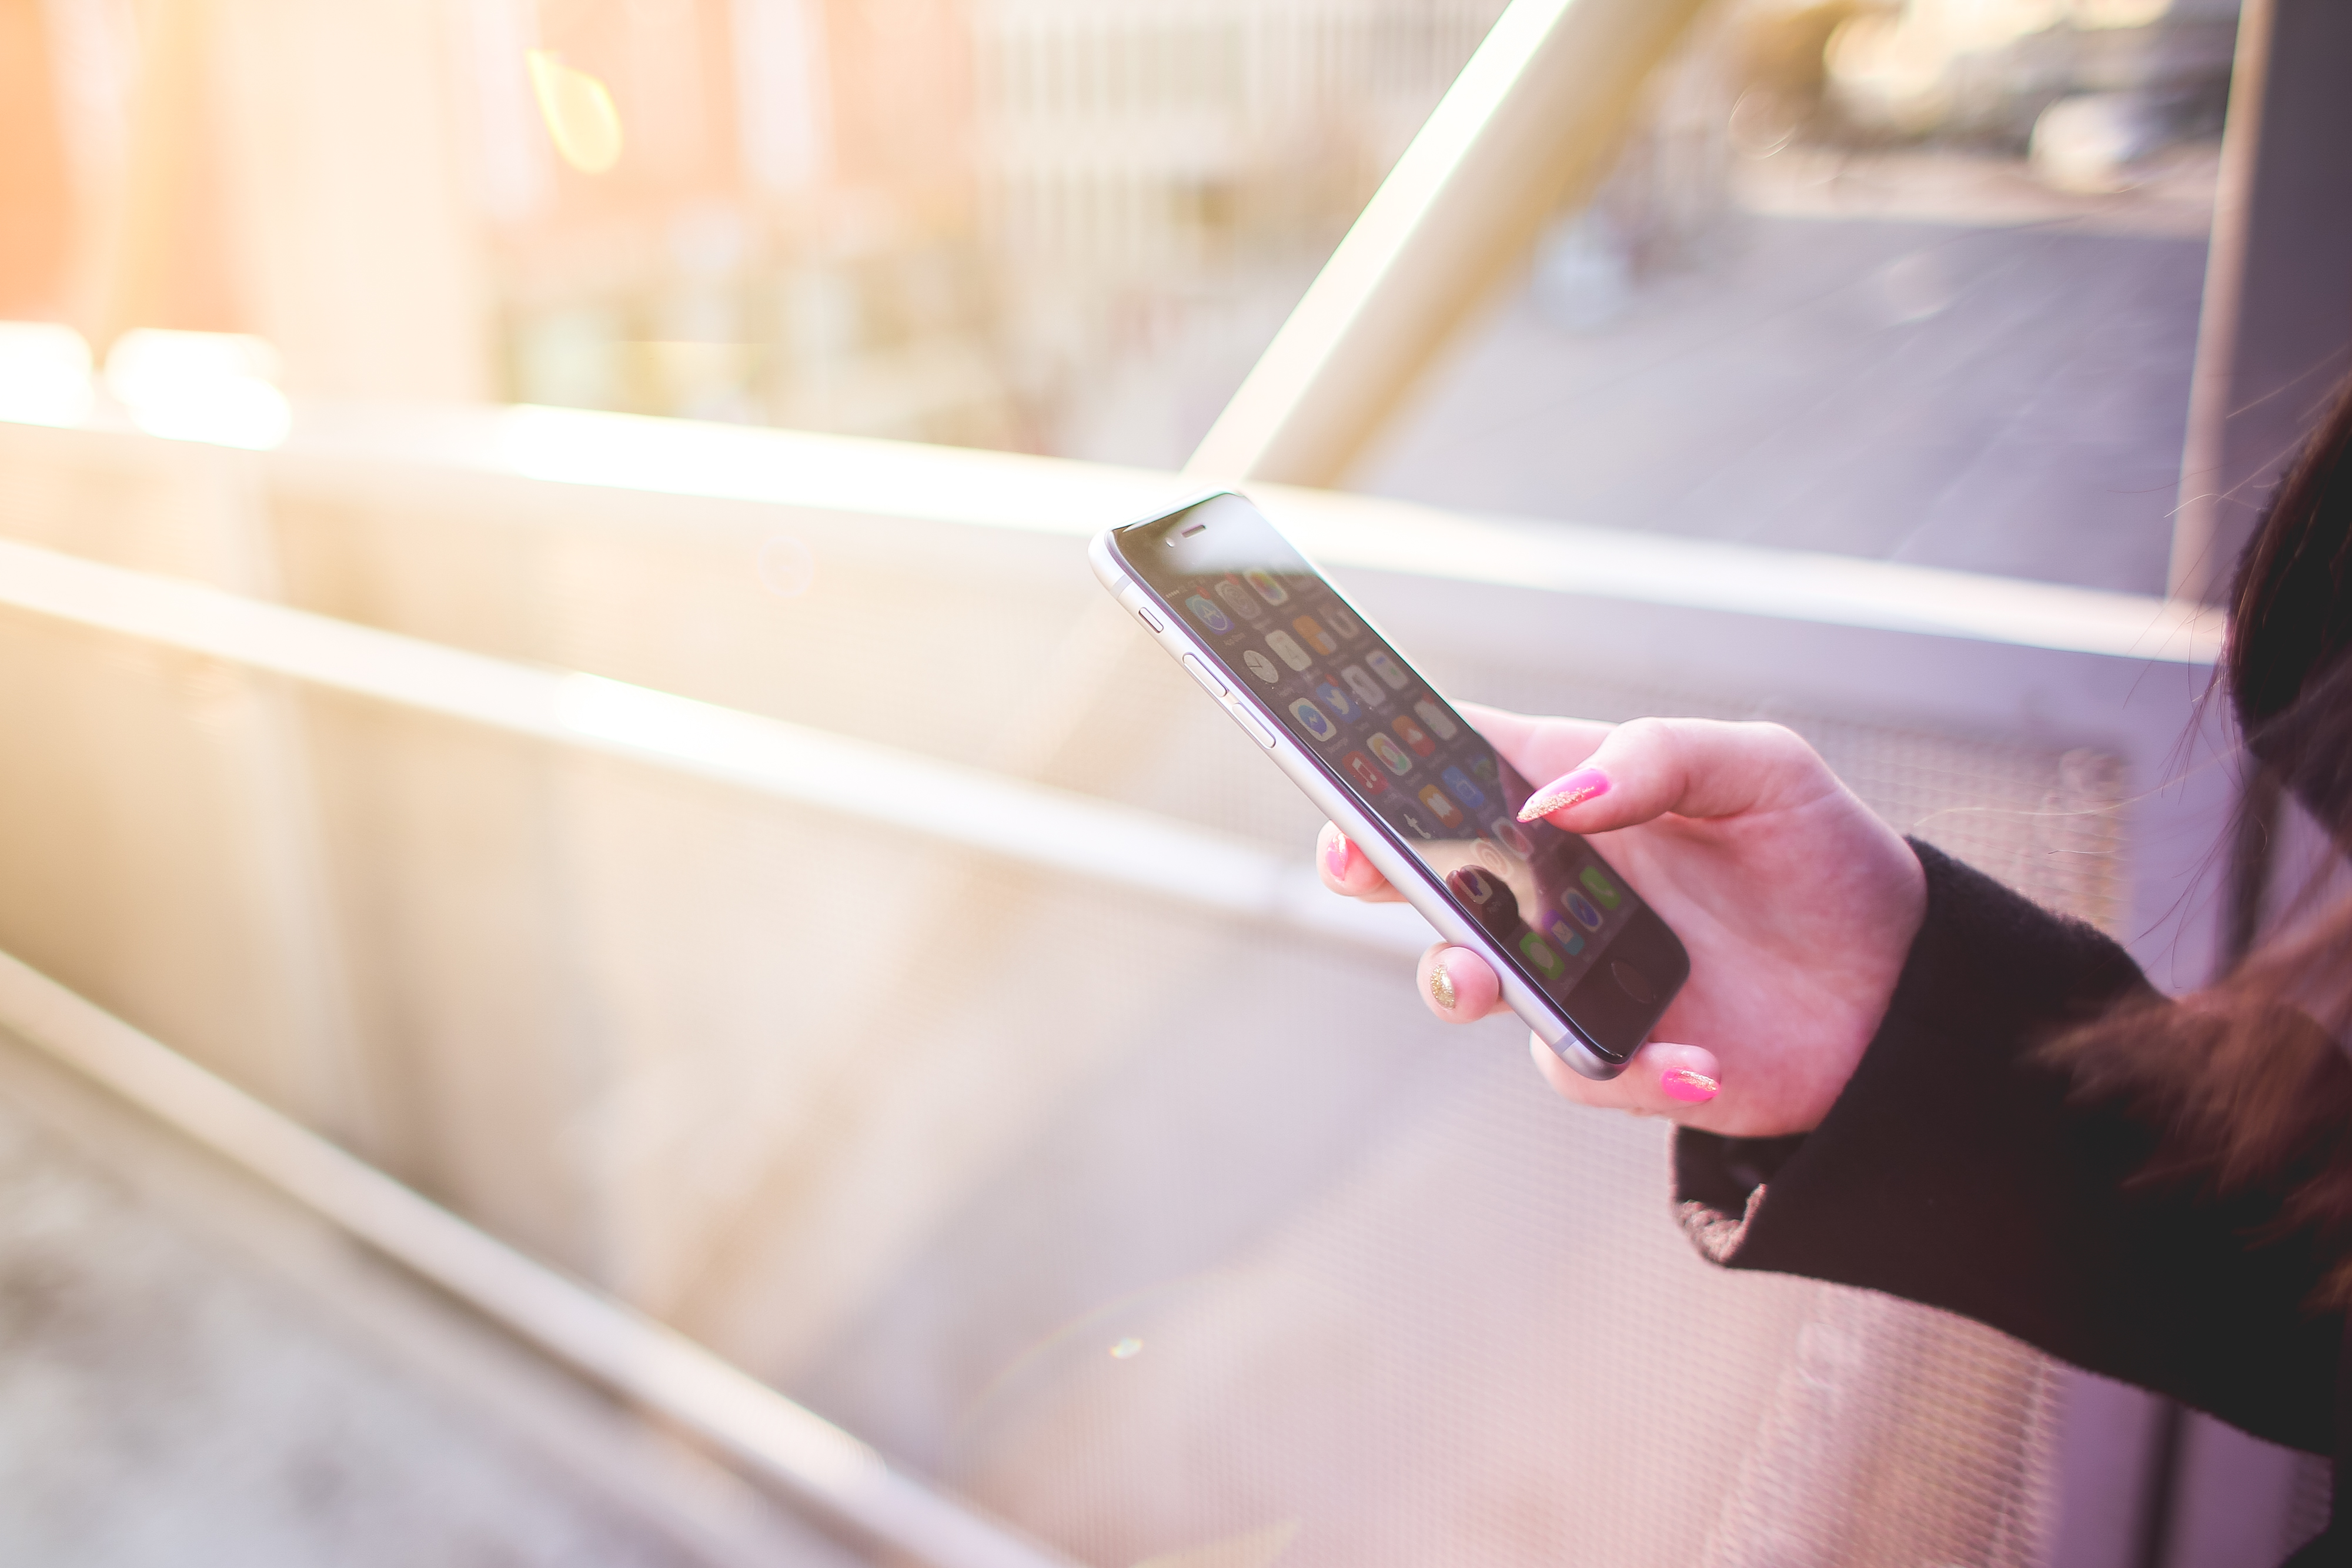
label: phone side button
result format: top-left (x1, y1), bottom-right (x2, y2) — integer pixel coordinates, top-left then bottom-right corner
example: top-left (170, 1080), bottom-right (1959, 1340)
top-left (1227, 700), bottom-right (1278, 747)
top-left (1138, 607), bottom-right (1166, 633)
top-left (1180, 653), bottom-right (1228, 697)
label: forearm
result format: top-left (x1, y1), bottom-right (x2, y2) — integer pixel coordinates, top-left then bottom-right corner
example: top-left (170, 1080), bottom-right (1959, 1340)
top-left (1675, 840), bottom-right (2342, 1453)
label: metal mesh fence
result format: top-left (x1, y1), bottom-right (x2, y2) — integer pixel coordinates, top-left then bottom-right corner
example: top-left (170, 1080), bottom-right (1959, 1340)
top-left (0, 456), bottom-right (2154, 1566)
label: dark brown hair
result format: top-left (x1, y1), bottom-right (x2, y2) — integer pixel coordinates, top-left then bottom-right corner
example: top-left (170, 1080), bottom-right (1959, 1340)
top-left (2047, 378), bottom-right (2352, 1307)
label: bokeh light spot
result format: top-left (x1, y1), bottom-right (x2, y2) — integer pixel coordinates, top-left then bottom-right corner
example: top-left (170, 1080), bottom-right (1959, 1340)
top-left (527, 51), bottom-right (623, 175)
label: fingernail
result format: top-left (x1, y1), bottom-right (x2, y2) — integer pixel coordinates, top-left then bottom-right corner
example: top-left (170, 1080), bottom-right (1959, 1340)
top-left (1660, 1067), bottom-right (1719, 1104)
top-left (1325, 833), bottom-right (1352, 881)
top-left (1519, 767), bottom-right (1610, 822)
top-left (1429, 959), bottom-right (1457, 1011)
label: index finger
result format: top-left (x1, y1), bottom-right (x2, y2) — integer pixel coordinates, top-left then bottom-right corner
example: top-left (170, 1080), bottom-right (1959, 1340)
top-left (1455, 704), bottom-right (1616, 791)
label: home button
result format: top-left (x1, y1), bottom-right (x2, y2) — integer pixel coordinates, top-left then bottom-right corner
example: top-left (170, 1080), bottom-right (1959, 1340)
top-left (1611, 960), bottom-right (1656, 1005)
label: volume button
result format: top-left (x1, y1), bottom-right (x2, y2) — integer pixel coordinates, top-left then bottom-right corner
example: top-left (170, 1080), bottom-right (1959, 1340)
top-left (1138, 606), bottom-right (1165, 633)
top-left (1227, 699), bottom-right (1278, 747)
top-left (1181, 653), bottom-right (1228, 697)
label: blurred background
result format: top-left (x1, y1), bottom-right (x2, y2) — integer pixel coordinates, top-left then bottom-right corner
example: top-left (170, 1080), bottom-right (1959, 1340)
top-left (2, 0), bottom-right (2244, 576)
top-left (0, 0), bottom-right (2338, 1564)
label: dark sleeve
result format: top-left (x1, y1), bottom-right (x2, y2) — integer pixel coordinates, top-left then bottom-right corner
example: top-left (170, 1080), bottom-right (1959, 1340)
top-left (1673, 840), bottom-right (2344, 1456)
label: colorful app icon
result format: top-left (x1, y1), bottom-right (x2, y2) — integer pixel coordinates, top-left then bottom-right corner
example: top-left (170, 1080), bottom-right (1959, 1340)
top-left (1391, 715), bottom-right (1437, 757)
top-left (1185, 594), bottom-right (1231, 634)
top-left (1491, 818), bottom-right (1533, 858)
top-left (1519, 931), bottom-right (1566, 980)
top-left (1368, 733), bottom-right (1414, 775)
top-left (1292, 616), bottom-right (1338, 656)
top-left (1323, 604), bottom-right (1365, 640)
top-left (1214, 577), bottom-right (1264, 621)
top-left (1365, 650), bottom-right (1409, 690)
top-left (1289, 698), bottom-right (1338, 743)
top-left (1267, 630), bottom-right (1312, 671)
top-left (1313, 678), bottom-right (1361, 723)
top-left (1580, 865), bottom-right (1622, 910)
top-left (1244, 567), bottom-right (1291, 606)
top-left (1339, 664), bottom-right (1387, 709)
top-left (1546, 917), bottom-right (1587, 957)
top-left (1242, 649), bottom-right (1281, 684)
top-left (1418, 785), bottom-right (1464, 827)
top-left (1469, 754), bottom-right (1498, 784)
top-left (1474, 838), bottom-right (1510, 877)
top-left (1441, 766), bottom-right (1489, 812)
top-left (1564, 890), bottom-right (1603, 930)
top-left (1342, 751), bottom-right (1387, 794)
top-left (1412, 697), bottom-right (1459, 740)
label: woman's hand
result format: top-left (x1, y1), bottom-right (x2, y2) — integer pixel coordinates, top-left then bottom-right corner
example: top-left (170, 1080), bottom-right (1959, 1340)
top-left (1318, 707), bottom-right (1926, 1137)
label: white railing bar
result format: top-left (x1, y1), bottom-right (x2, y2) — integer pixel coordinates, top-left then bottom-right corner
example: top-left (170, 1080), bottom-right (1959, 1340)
top-left (0, 947), bottom-right (1081, 1568)
top-left (1261, 486), bottom-right (2228, 669)
top-left (271, 404), bottom-right (2223, 666)
top-left (0, 536), bottom-right (1425, 958)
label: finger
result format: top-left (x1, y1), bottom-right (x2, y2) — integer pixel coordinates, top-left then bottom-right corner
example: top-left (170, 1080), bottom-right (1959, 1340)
top-left (1418, 943), bottom-right (1508, 1023)
top-left (1515, 717), bottom-right (1835, 834)
top-left (1317, 823), bottom-right (1404, 902)
top-left (1528, 1035), bottom-right (1725, 1121)
top-left (1455, 703), bottom-right (1614, 784)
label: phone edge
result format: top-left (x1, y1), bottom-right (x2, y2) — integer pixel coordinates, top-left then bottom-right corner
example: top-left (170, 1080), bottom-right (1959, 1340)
top-left (1087, 503), bottom-right (1629, 1082)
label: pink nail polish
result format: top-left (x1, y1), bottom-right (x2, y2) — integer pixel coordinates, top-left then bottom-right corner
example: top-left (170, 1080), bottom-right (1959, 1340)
top-left (1660, 1067), bottom-right (1719, 1104)
top-left (1518, 766), bottom-right (1610, 823)
top-left (1325, 834), bottom-right (1352, 880)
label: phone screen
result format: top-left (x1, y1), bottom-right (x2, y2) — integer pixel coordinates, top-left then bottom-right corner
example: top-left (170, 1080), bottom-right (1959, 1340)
top-left (1117, 494), bottom-right (1657, 1035)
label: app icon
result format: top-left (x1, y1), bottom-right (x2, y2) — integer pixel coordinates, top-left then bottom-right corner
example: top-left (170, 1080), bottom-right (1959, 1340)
top-left (1449, 864), bottom-right (1522, 932)
top-left (1490, 818), bottom-right (1533, 858)
top-left (1519, 931), bottom-right (1566, 980)
top-left (1185, 594), bottom-right (1231, 634)
top-left (1323, 604), bottom-right (1365, 640)
top-left (1342, 751), bottom-right (1387, 794)
top-left (1365, 651), bottom-right (1410, 690)
top-left (1580, 865), bottom-right (1622, 910)
top-left (1470, 754), bottom-right (1498, 784)
top-left (1214, 577), bottom-right (1264, 621)
top-left (1242, 649), bottom-right (1281, 684)
top-left (1564, 890), bottom-right (1603, 930)
top-left (1267, 630), bottom-right (1312, 671)
top-left (1391, 715), bottom-right (1437, 757)
top-left (1412, 697), bottom-right (1459, 740)
top-left (1441, 766), bottom-right (1489, 812)
top-left (1392, 804), bottom-right (1434, 840)
top-left (1474, 838), bottom-right (1510, 877)
top-left (1368, 733), bottom-right (1414, 775)
top-left (1418, 785), bottom-right (1464, 827)
top-left (1289, 698), bottom-right (1338, 743)
top-left (1339, 664), bottom-right (1387, 709)
top-left (1312, 678), bottom-right (1361, 723)
top-left (1546, 917), bottom-right (1587, 957)
top-left (1244, 568), bottom-right (1291, 606)
top-left (1292, 616), bottom-right (1338, 656)
top-left (1450, 865), bottom-right (1501, 906)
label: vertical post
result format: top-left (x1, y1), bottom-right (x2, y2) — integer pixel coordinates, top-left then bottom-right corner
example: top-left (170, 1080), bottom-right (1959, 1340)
top-left (2169, 0), bottom-right (2352, 604)
top-left (1185, 0), bottom-right (1707, 487)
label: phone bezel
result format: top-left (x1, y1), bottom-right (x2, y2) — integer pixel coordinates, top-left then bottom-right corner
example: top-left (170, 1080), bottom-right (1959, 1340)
top-left (1093, 490), bottom-right (1686, 1078)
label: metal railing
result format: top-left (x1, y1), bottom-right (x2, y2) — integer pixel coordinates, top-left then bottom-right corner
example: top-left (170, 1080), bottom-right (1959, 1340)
top-left (0, 402), bottom-right (2241, 1568)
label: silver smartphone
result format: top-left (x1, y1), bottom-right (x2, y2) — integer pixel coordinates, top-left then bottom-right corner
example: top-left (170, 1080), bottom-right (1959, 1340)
top-left (1091, 490), bottom-right (1688, 1079)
